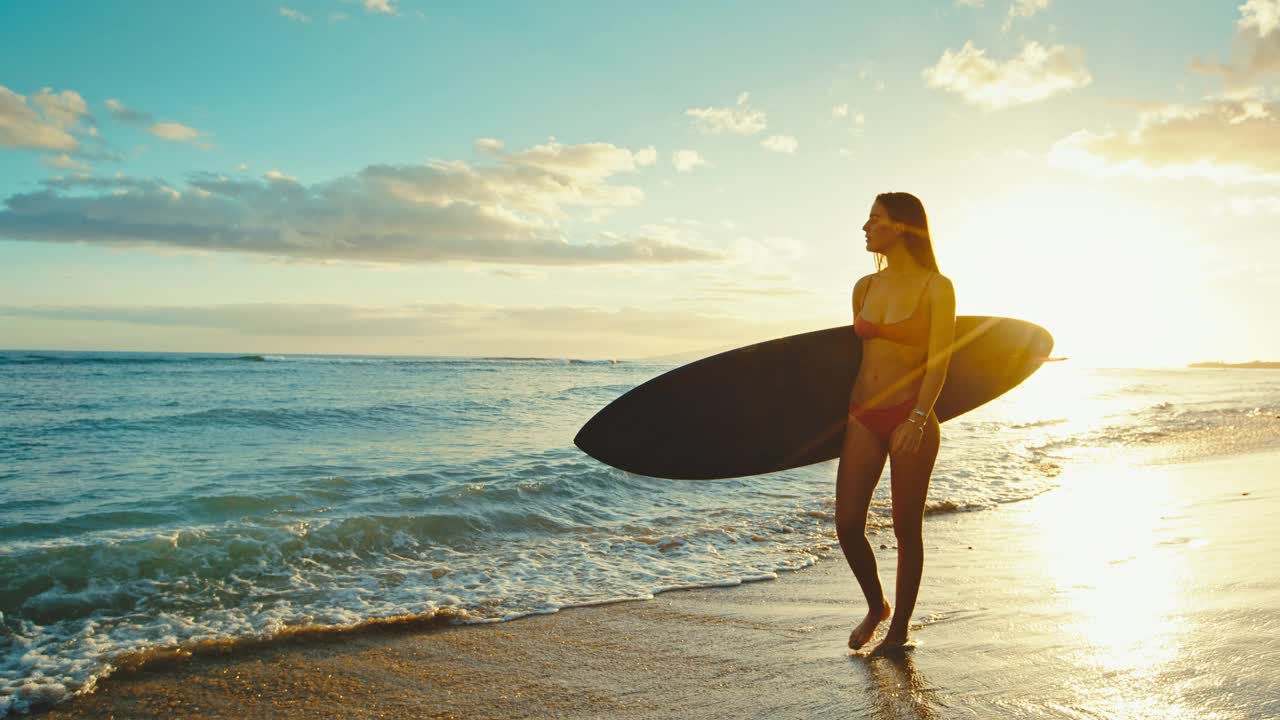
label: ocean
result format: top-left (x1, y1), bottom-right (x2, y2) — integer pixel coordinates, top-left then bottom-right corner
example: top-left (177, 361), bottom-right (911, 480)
top-left (2, 350), bottom-right (1279, 715)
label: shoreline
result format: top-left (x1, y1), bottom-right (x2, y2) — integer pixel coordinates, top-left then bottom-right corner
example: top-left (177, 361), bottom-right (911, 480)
top-left (36, 448), bottom-right (1280, 719)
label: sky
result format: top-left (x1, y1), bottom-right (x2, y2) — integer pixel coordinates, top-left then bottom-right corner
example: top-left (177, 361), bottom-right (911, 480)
top-left (1, 0), bottom-right (1277, 366)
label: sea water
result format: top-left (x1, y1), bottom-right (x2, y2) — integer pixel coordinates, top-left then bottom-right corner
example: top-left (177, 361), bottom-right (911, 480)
top-left (2, 350), bottom-right (1278, 714)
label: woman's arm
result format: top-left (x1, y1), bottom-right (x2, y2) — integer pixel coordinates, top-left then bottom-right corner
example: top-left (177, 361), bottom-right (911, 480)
top-left (851, 275), bottom-right (871, 321)
top-left (912, 274), bottom-right (956, 418)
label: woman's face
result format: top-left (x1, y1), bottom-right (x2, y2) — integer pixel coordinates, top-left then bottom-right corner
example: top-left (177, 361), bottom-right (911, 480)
top-left (861, 201), bottom-right (899, 254)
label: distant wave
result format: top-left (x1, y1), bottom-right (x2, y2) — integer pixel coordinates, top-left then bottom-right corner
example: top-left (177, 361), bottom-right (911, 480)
top-left (43, 402), bottom-right (443, 434)
top-left (0, 353), bottom-right (280, 366)
top-left (479, 357), bottom-right (620, 365)
top-left (0, 352), bottom-right (629, 368)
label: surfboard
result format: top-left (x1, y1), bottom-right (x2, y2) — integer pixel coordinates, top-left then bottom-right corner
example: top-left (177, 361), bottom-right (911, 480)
top-left (574, 316), bottom-right (1053, 480)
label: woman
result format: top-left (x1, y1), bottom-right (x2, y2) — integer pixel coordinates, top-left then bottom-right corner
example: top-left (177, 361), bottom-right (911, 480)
top-left (838, 192), bottom-right (955, 655)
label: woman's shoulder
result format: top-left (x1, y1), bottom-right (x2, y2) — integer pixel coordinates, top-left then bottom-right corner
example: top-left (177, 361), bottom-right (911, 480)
top-left (927, 271), bottom-right (956, 300)
top-left (852, 272), bottom-right (880, 297)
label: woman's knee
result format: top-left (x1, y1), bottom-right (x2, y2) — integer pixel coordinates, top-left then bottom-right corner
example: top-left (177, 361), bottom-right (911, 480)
top-left (891, 520), bottom-right (922, 546)
top-left (835, 513), bottom-right (867, 540)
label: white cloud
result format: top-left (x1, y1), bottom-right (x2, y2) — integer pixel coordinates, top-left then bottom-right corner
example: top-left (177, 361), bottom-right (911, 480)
top-left (1049, 90), bottom-right (1280, 183)
top-left (923, 41), bottom-right (1091, 109)
top-left (956, 0), bottom-right (984, 7)
top-left (760, 135), bottom-right (798, 154)
top-left (364, 0), bottom-right (396, 14)
top-left (672, 149), bottom-right (708, 173)
top-left (634, 145), bottom-right (657, 167)
top-left (1194, 0), bottom-right (1280, 85)
top-left (1241, 0), bottom-right (1280, 37)
top-left (148, 122), bottom-right (203, 143)
top-left (829, 104), bottom-right (865, 135)
top-left (106, 98), bottom-right (207, 145)
top-left (42, 153), bottom-right (90, 170)
top-left (686, 92), bottom-right (768, 135)
top-left (0, 302), bottom-right (798, 358)
top-left (32, 88), bottom-right (88, 131)
top-left (0, 85), bottom-right (86, 151)
top-left (474, 137), bottom-right (504, 155)
top-left (0, 140), bottom-right (719, 267)
top-left (280, 7), bottom-right (311, 22)
top-left (1003, 0), bottom-right (1050, 30)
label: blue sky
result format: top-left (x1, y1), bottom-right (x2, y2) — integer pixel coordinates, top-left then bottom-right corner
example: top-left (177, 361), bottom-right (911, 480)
top-left (2, 1), bottom-right (1277, 364)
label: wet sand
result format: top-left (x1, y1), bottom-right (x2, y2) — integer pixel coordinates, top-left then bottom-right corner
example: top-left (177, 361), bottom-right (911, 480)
top-left (42, 450), bottom-right (1280, 719)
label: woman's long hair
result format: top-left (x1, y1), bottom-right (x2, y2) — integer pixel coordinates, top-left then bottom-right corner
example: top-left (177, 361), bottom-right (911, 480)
top-left (874, 192), bottom-right (939, 272)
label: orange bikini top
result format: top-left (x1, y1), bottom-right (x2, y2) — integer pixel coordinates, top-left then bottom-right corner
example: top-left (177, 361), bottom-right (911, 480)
top-left (854, 273), bottom-right (933, 347)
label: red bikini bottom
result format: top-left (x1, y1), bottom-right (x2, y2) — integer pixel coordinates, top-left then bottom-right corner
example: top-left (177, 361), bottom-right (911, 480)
top-left (848, 395), bottom-right (916, 445)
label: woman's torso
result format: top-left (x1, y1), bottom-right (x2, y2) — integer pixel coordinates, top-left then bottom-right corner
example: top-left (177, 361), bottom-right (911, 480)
top-left (851, 270), bottom-right (936, 407)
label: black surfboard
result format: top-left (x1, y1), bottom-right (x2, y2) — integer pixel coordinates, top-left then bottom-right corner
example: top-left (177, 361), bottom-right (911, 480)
top-left (574, 316), bottom-right (1053, 480)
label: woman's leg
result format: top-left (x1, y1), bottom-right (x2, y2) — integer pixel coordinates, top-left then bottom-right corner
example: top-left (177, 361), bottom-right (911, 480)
top-left (835, 415), bottom-right (891, 649)
top-left (874, 415), bottom-right (940, 654)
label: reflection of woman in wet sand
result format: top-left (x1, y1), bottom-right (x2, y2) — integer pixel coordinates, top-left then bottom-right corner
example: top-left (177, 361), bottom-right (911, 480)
top-left (837, 192), bottom-right (955, 655)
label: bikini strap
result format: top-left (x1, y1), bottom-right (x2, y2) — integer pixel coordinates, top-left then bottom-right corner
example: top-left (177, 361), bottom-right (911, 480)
top-left (914, 273), bottom-right (934, 307)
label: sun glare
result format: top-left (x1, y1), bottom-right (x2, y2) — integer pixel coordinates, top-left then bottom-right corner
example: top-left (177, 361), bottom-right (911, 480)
top-left (1024, 464), bottom-right (1193, 712)
top-left (947, 187), bottom-right (1210, 367)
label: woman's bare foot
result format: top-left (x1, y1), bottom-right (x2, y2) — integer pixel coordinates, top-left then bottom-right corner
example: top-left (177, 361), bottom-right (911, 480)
top-left (868, 627), bottom-right (911, 656)
top-left (848, 600), bottom-right (892, 650)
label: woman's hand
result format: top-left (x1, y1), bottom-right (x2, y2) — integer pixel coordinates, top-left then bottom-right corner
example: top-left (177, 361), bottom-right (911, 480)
top-left (890, 420), bottom-right (925, 455)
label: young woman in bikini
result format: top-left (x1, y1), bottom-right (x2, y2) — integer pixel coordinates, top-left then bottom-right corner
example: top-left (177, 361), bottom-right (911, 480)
top-left (838, 192), bottom-right (956, 655)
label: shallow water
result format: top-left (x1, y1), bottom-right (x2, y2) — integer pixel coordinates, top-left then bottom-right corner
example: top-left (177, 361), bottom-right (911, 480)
top-left (3, 350), bottom-right (1279, 714)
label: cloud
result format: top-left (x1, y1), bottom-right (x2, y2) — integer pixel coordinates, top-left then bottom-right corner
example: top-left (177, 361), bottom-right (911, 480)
top-left (364, 0), bottom-right (396, 14)
top-left (923, 41), bottom-right (1091, 109)
top-left (686, 92), bottom-right (768, 135)
top-left (0, 141), bottom-right (720, 266)
top-left (0, 85), bottom-right (87, 151)
top-left (672, 149), bottom-right (708, 173)
top-left (1242, 0), bottom-right (1280, 36)
top-left (634, 145), bottom-right (657, 167)
top-left (31, 88), bottom-right (89, 131)
top-left (474, 137), bottom-right (504, 155)
top-left (104, 98), bottom-right (154, 127)
top-left (148, 122), bottom-right (204, 143)
top-left (0, 302), bottom-right (801, 358)
top-left (831, 104), bottom-right (849, 119)
top-left (688, 278), bottom-right (810, 300)
top-left (105, 98), bottom-right (208, 145)
top-left (760, 135), bottom-right (798, 154)
top-left (1049, 90), bottom-right (1280, 183)
top-left (280, 6), bottom-right (311, 22)
top-left (1193, 0), bottom-right (1280, 85)
top-left (42, 153), bottom-right (90, 170)
top-left (1003, 0), bottom-right (1049, 30)
top-left (956, 0), bottom-right (984, 7)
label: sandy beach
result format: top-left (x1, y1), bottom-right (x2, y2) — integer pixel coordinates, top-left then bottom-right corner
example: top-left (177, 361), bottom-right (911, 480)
top-left (40, 449), bottom-right (1280, 719)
